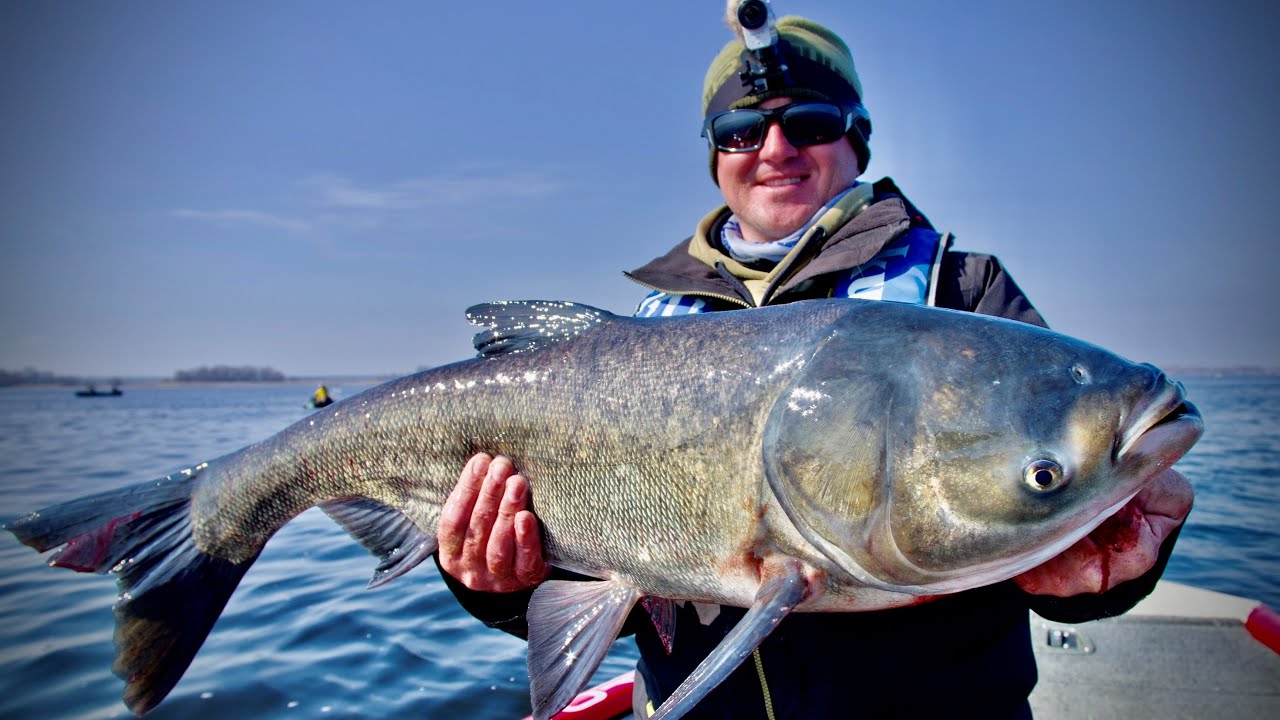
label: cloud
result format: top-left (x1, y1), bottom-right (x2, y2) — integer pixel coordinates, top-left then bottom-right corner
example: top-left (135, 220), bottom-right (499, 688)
top-left (171, 209), bottom-right (310, 232)
top-left (168, 168), bottom-right (561, 238)
top-left (305, 170), bottom-right (562, 211)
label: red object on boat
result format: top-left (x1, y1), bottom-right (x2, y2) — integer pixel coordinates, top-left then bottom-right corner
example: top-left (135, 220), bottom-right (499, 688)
top-left (1245, 603), bottom-right (1280, 655)
top-left (522, 671), bottom-right (636, 720)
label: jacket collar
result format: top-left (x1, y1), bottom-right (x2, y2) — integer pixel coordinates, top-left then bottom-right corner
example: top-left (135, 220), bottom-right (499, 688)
top-left (626, 177), bottom-right (921, 306)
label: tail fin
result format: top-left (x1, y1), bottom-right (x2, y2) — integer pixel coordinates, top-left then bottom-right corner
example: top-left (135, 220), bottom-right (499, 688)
top-left (3, 468), bottom-right (255, 716)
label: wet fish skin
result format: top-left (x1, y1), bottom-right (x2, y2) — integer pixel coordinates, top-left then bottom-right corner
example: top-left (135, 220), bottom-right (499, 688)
top-left (1, 298), bottom-right (1204, 719)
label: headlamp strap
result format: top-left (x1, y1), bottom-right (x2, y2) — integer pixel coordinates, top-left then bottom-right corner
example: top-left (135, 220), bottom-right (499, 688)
top-left (739, 39), bottom-right (793, 95)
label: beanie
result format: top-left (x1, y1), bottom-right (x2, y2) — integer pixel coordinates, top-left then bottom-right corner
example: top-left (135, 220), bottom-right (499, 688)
top-left (702, 15), bottom-right (871, 180)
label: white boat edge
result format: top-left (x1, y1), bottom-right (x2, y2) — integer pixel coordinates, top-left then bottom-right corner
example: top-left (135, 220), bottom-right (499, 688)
top-left (1029, 580), bottom-right (1280, 718)
top-left (1125, 579), bottom-right (1270, 622)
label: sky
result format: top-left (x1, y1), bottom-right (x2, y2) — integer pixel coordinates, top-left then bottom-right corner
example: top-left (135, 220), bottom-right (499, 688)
top-left (2, 0), bottom-right (1277, 378)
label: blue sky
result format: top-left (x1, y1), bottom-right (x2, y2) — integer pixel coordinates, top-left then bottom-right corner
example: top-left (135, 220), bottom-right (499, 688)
top-left (2, 0), bottom-right (1277, 378)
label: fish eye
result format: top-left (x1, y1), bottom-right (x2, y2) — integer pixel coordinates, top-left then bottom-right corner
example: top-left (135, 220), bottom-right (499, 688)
top-left (1024, 459), bottom-right (1067, 493)
top-left (1070, 364), bottom-right (1091, 384)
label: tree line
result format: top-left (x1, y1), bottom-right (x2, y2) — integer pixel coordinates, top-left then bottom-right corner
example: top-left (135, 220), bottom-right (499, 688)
top-left (0, 367), bottom-right (87, 387)
top-left (1, 365), bottom-right (288, 386)
top-left (172, 365), bottom-right (286, 382)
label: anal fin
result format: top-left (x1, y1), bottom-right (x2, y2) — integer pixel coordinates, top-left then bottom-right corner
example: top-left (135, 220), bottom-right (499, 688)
top-left (319, 497), bottom-right (436, 588)
top-left (527, 579), bottom-right (641, 720)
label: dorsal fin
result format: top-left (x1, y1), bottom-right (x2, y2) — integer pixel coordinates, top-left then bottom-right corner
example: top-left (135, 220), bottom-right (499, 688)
top-left (465, 300), bottom-right (616, 357)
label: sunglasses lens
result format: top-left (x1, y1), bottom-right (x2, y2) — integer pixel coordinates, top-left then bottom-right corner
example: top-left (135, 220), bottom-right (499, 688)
top-left (707, 104), bottom-right (848, 152)
top-left (780, 105), bottom-right (845, 147)
top-left (711, 112), bottom-right (767, 151)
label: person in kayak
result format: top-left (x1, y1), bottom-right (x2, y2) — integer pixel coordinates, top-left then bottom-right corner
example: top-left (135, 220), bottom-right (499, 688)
top-left (312, 385), bottom-right (333, 408)
top-left (434, 7), bottom-right (1194, 718)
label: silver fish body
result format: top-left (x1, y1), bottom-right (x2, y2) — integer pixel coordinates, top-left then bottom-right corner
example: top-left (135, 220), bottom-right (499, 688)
top-left (3, 298), bottom-right (1203, 718)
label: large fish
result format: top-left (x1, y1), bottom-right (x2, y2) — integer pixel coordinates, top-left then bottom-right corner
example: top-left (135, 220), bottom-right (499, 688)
top-left (4, 298), bottom-right (1203, 719)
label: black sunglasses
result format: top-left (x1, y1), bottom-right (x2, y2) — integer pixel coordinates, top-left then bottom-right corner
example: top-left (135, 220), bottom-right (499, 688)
top-left (701, 102), bottom-right (856, 153)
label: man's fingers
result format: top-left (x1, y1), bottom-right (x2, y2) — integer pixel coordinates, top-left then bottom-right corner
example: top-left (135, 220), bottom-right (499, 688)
top-left (436, 454), bottom-right (545, 592)
top-left (485, 475), bottom-right (529, 576)
top-left (1088, 470), bottom-right (1192, 588)
top-left (462, 456), bottom-right (515, 559)
top-left (1133, 469), bottom-right (1194, 530)
top-left (513, 509), bottom-right (549, 585)
top-left (1015, 469), bottom-right (1196, 596)
top-left (437, 453), bottom-right (491, 559)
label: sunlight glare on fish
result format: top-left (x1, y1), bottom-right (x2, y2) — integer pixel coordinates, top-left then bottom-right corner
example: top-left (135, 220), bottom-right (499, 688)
top-left (787, 386), bottom-right (829, 416)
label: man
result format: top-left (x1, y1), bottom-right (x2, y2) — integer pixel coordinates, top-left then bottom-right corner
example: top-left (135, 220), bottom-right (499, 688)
top-left (434, 11), bottom-right (1193, 718)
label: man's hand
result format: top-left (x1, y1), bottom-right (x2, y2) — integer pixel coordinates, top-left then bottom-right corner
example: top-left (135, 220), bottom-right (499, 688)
top-left (437, 453), bottom-right (550, 593)
top-left (1015, 468), bottom-right (1193, 596)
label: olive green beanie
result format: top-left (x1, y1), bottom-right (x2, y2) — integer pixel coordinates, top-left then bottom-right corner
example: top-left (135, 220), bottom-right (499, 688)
top-left (702, 16), bottom-right (871, 179)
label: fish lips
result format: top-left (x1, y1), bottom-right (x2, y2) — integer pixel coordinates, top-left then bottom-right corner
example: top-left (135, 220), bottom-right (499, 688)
top-left (1116, 379), bottom-right (1204, 475)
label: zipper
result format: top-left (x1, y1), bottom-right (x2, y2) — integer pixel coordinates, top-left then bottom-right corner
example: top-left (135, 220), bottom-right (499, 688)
top-left (621, 272), bottom-right (753, 309)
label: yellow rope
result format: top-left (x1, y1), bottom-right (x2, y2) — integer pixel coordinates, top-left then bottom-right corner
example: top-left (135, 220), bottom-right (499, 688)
top-left (752, 647), bottom-right (777, 720)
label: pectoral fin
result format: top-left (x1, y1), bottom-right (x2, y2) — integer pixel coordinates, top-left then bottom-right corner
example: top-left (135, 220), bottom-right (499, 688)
top-left (650, 562), bottom-right (810, 720)
top-left (527, 579), bottom-right (641, 720)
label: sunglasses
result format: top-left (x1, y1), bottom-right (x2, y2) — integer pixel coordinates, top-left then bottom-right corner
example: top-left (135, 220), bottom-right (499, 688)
top-left (701, 102), bottom-right (856, 153)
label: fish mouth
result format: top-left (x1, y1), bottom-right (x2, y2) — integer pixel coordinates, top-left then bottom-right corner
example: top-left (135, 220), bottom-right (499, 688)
top-left (1117, 370), bottom-right (1204, 466)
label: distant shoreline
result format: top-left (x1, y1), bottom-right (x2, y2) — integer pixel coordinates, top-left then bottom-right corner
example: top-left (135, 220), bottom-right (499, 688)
top-left (1163, 366), bottom-right (1280, 377)
top-left (120, 376), bottom-right (397, 389)
top-left (1, 376), bottom-right (396, 390)
top-left (2, 366), bottom-right (1276, 391)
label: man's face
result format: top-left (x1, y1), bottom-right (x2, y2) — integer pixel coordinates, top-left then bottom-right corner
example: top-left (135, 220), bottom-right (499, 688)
top-left (715, 96), bottom-right (863, 243)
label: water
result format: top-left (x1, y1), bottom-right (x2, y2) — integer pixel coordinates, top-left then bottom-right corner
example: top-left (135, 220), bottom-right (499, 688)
top-left (0, 376), bottom-right (1276, 719)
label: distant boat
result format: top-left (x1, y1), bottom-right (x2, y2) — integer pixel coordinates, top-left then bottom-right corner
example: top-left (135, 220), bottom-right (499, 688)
top-left (76, 385), bottom-right (122, 397)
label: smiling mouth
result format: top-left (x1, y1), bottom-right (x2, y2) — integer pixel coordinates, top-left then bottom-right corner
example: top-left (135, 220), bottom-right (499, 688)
top-left (761, 177), bottom-right (805, 187)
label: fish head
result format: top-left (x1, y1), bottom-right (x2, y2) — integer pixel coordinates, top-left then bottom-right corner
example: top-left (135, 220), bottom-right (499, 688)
top-left (762, 302), bottom-right (1204, 595)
